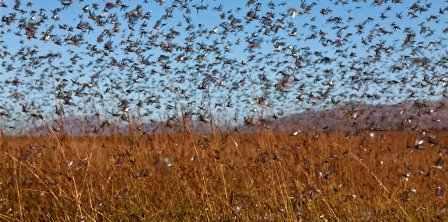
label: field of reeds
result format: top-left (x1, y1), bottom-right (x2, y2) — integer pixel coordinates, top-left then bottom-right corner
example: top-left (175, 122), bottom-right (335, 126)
top-left (0, 129), bottom-right (447, 221)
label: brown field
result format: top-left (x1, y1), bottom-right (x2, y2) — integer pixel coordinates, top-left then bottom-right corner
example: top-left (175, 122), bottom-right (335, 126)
top-left (0, 130), bottom-right (447, 221)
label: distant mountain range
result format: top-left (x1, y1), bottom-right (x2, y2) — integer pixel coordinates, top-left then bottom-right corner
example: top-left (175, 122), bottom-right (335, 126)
top-left (24, 99), bottom-right (448, 135)
top-left (257, 99), bottom-right (448, 133)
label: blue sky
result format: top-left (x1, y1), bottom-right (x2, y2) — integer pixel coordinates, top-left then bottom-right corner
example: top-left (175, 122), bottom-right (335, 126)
top-left (0, 0), bottom-right (447, 131)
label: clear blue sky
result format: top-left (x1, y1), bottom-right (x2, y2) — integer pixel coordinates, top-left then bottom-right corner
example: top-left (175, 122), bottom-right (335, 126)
top-left (0, 0), bottom-right (447, 131)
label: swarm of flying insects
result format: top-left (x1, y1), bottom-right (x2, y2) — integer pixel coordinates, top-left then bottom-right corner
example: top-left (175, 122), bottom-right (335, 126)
top-left (0, 0), bottom-right (445, 132)
top-left (0, 0), bottom-right (447, 221)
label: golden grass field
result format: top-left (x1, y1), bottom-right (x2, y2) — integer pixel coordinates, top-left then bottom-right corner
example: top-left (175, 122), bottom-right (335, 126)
top-left (0, 130), bottom-right (447, 221)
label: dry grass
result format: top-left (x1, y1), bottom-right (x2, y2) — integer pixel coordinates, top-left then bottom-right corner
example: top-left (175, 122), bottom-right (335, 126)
top-left (0, 130), bottom-right (447, 221)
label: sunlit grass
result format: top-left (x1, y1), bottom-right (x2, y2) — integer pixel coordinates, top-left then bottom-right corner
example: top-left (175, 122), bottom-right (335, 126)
top-left (0, 129), bottom-right (447, 221)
